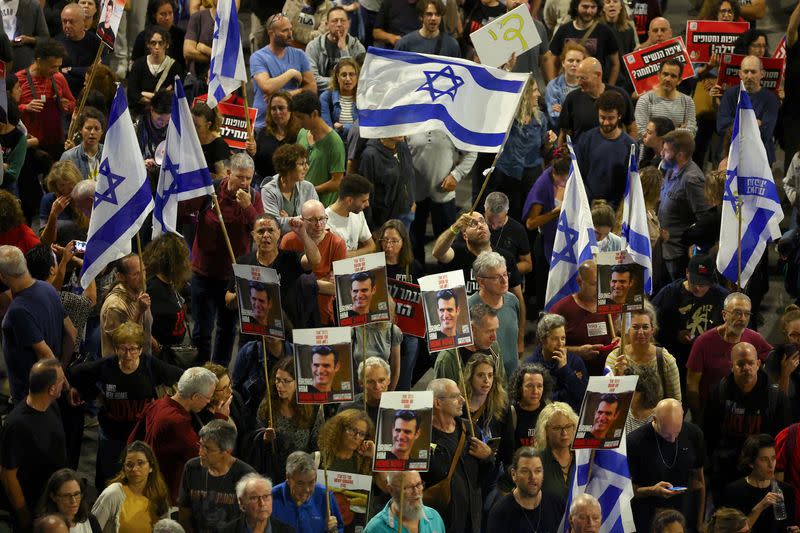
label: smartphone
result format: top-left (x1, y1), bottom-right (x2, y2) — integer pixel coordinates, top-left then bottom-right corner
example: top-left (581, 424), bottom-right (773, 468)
top-left (74, 240), bottom-right (87, 253)
top-left (667, 486), bottom-right (688, 492)
top-left (487, 437), bottom-right (501, 453)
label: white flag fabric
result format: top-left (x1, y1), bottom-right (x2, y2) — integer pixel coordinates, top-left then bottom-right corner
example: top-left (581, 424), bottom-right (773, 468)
top-left (545, 138), bottom-right (598, 310)
top-left (207, 0), bottom-right (246, 108)
top-left (621, 144), bottom-right (653, 294)
top-left (356, 47), bottom-right (528, 152)
top-left (558, 436), bottom-right (636, 533)
top-left (80, 86), bottom-right (153, 289)
top-left (717, 82), bottom-right (782, 287)
top-left (152, 77), bottom-right (215, 239)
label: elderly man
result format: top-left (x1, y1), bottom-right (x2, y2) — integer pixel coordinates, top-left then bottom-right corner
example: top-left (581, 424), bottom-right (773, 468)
top-left (686, 292), bottom-right (771, 423)
top-left (558, 57), bottom-right (634, 144)
top-left (0, 245), bottom-right (76, 404)
top-left (716, 55), bottom-right (781, 164)
top-left (704, 342), bottom-right (788, 501)
top-left (183, 153), bottom-right (264, 365)
top-left (365, 471), bottom-right (446, 532)
top-left (281, 199), bottom-right (347, 325)
top-left (337, 357), bottom-right (391, 423)
top-left (272, 451), bottom-right (343, 532)
top-left (635, 16), bottom-right (671, 49)
top-left (178, 420), bottom-right (256, 533)
top-left (221, 473), bottom-right (294, 533)
top-left (55, 3), bottom-right (107, 97)
top-left (569, 494), bottom-right (603, 533)
top-left (100, 254), bottom-right (153, 357)
top-left (488, 447), bottom-right (567, 530)
top-left (129, 367), bottom-right (219, 501)
top-left (305, 7), bottom-right (365, 92)
top-left (627, 399), bottom-right (706, 532)
top-left (469, 251), bottom-right (522, 374)
top-left (250, 14), bottom-right (316, 132)
top-left (422, 378), bottom-right (493, 532)
top-left (0, 360), bottom-right (67, 531)
top-left (434, 303), bottom-right (506, 384)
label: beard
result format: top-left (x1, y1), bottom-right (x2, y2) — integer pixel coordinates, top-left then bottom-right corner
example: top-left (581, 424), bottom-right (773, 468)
top-left (400, 500), bottom-right (424, 521)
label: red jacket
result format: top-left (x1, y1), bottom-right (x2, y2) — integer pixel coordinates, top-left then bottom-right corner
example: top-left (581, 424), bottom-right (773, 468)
top-left (16, 69), bottom-right (75, 147)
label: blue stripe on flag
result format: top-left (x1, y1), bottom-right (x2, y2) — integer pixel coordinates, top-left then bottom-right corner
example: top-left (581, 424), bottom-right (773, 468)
top-left (721, 206), bottom-right (770, 280)
top-left (576, 459), bottom-right (591, 486)
top-left (359, 105), bottom-right (506, 148)
top-left (366, 47), bottom-right (525, 93)
top-left (626, 229), bottom-right (651, 261)
top-left (220, 2), bottom-right (242, 78)
top-left (106, 86), bottom-right (128, 129)
top-left (595, 449), bottom-right (630, 474)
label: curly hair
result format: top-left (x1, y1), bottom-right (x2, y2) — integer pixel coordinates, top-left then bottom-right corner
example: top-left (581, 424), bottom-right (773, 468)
top-left (699, 0), bottom-right (740, 21)
top-left (109, 441), bottom-right (171, 518)
top-left (533, 401), bottom-right (578, 452)
top-left (329, 58), bottom-right (360, 93)
top-left (259, 357), bottom-right (316, 429)
top-left (272, 143), bottom-right (308, 176)
top-left (509, 363), bottom-right (553, 406)
top-left (0, 190), bottom-right (26, 233)
top-left (143, 232), bottom-right (192, 288)
top-left (464, 352), bottom-right (508, 422)
top-left (266, 91), bottom-right (300, 139)
top-left (318, 409), bottom-right (374, 475)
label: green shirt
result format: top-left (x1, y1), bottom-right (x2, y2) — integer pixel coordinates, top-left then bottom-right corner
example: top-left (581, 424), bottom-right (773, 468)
top-left (298, 128), bottom-right (346, 207)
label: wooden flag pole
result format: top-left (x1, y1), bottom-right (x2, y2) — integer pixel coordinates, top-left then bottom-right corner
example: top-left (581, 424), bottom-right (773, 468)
top-left (260, 336), bottom-right (276, 453)
top-left (321, 408), bottom-right (331, 521)
top-left (736, 196), bottom-right (743, 290)
top-left (362, 325), bottom-right (367, 410)
top-left (240, 81), bottom-right (254, 142)
top-left (211, 193), bottom-right (237, 264)
top-left (397, 474), bottom-right (405, 533)
top-left (607, 314), bottom-right (616, 339)
top-left (67, 45), bottom-right (105, 142)
top-left (135, 232), bottom-right (146, 293)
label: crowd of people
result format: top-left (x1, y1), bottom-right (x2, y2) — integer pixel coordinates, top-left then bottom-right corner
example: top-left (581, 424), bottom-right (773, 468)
top-left (0, 0), bottom-right (799, 531)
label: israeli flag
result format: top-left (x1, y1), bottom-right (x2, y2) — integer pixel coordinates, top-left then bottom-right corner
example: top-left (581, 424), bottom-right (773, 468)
top-left (356, 47), bottom-right (528, 152)
top-left (152, 77), bottom-right (215, 238)
top-left (207, 0), bottom-right (246, 108)
top-left (80, 86), bottom-right (153, 289)
top-left (559, 437), bottom-right (636, 533)
top-left (545, 138), bottom-right (598, 310)
top-left (717, 82), bottom-right (782, 287)
top-left (621, 144), bottom-right (653, 294)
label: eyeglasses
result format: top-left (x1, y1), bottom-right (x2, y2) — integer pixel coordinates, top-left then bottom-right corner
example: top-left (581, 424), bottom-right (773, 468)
top-left (303, 216), bottom-right (329, 225)
top-left (402, 481), bottom-right (425, 493)
top-left (726, 309), bottom-right (752, 318)
top-left (479, 272), bottom-right (508, 282)
top-left (380, 238), bottom-right (402, 245)
top-left (630, 324), bottom-right (652, 331)
top-left (56, 491), bottom-right (82, 501)
top-left (437, 393), bottom-right (464, 400)
top-left (466, 219), bottom-right (487, 228)
top-left (247, 494), bottom-right (272, 503)
top-left (124, 459), bottom-right (149, 470)
top-left (116, 345), bottom-right (142, 354)
top-left (345, 426), bottom-right (368, 439)
top-left (718, 8), bottom-right (733, 13)
top-left (275, 377), bottom-right (295, 386)
top-left (548, 423), bottom-right (575, 433)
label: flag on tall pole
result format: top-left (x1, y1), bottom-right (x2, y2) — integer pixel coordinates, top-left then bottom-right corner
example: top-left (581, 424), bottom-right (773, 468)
top-left (545, 138), bottom-right (598, 310)
top-left (152, 76), bottom-right (215, 239)
top-left (356, 47), bottom-right (529, 152)
top-left (80, 86), bottom-right (153, 289)
top-left (207, 0), bottom-right (246, 108)
top-left (620, 144), bottom-right (653, 294)
top-left (716, 82), bottom-right (782, 288)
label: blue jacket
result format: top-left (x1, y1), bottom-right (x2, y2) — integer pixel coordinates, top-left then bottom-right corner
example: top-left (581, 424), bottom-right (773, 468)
top-left (544, 73), bottom-right (579, 130)
top-left (364, 500), bottom-right (446, 532)
top-left (320, 90), bottom-right (358, 140)
top-left (272, 481), bottom-right (344, 533)
top-left (524, 346), bottom-right (589, 412)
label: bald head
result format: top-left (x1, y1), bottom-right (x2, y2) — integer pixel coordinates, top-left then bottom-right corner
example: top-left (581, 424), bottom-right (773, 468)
top-left (577, 58), bottom-right (603, 93)
top-left (731, 341), bottom-right (757, 361)
top-left (61, 3), bottom-right (86, 40)
top-left (740, 55), bottom-right (765, 92)
top-left (741, 55), bottom-right (763, 71)
top-left (652, 398), bottom-right (683, 442)
top-left (647, 17), bottom-right (672, 44)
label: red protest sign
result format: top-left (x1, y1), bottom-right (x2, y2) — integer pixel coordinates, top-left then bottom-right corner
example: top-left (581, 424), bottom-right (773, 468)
top-left (685, 20), bottom-right (749, 63)
top-left (716, 54), bottom-right (785, 93)
top-left (623, 37), bottom-right (694, 94)
top-left (216, 102), bottom-right (257, 150)
top-left (387, 279), bottom-right (426, 338)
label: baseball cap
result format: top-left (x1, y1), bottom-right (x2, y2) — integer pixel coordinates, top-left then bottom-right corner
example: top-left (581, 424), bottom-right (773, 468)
top-left (687, 255), bottom-right (714, 286)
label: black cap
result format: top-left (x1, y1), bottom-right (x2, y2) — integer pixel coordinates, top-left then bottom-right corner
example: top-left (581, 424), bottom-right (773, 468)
top-left (687, 255), bottom-right (714, 286)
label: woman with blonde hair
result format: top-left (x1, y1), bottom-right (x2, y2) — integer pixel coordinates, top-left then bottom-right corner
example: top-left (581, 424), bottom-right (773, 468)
top-left (464, 351), bottom-right (509, 440)
top-left (320, 58), bottom-right (360, 141)
top-left (39, 161), bottom-right (89, 245)
top-left (533, 401), bottom-right (578, 501)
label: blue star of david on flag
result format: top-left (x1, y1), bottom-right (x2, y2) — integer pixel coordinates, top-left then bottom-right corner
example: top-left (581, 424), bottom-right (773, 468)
top-left (417, 65), bottom-right (465, 101)
top-left (93, 158), bottom-right (125, 207)
top-left (550, 214), bottom-right (579, 268)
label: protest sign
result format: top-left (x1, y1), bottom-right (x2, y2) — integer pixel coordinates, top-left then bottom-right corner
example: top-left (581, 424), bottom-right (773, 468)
top-left (334, 253), bottom-right (390, 327)
top-left (470, 4), bottom-right (542, 67)
top-left (387, 279), bottom-right (426, 338)
top-left (294, 327), bottom-right (354, 404)
top-left (233, 264), bottom-right (285, 339)
top-left (685, 20), bottom-right (749, 63)
top-left (716, 53), bottom-right (785, 93)
top-left (419, 271), bottom-right (473, 353)
top-left (374, 391), bottom-right (433, 472)
top-left (573, 375), bottom-right (638, 450)
top-left (96, 0), bottom-right (125, 50)
top-left (316, 470), bottom-right (372, 531)
top-left (596, 250), bottom-right (645, 315)
top-left (216, 101), bottom-right (258, 150)
top-left (623, 37), bottom-right (694, 94)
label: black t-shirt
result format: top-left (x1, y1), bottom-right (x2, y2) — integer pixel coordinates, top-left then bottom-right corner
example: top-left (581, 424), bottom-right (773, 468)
top-left (487, 491), bottom-right (566, 533)
top-left (69, 355), bottom-right (184, 440)
top-left (721, 479), bottom-right (796, 533)
top-left (56, 32), bottom-right (106, 97)
top-left (783, 40), bottom-right (800, 122)
top-left (550, 21), bottom-right (620, 66)
top-left (490, 218), bottom-right (530, 263)
top-left (465, 3), bottom-right (506, 42)
top-left (230, 250), bottom-right (304, 327)
top-left (0, 402), bottom-right (66, 510)
top-left (178, 457), bottom-right (256, 533)
top-left (445, 243), bottom-right (522, 296)
top-left (374, 0), bottom-right (420, 37)
top-left (626, 421), bottom-right (705, 531)
top-left (514, 403), bottom-right (544, 449)
top-left (253, 130), bottom-right (297, 179)
top-left (385, 261), bottom-right (424, 284)
top-left (0, 127), bottom-right (23, 165)
top-left (559, 85), bottom-right (634, 140)
top-left (148, 276), bottom-right (187, 346)
top-left (202, 137), bottom-right (233, 172)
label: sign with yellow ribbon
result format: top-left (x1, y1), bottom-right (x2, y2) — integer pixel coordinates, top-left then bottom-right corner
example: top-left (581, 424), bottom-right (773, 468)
top-left (469, 4), bottom-right (542, 68)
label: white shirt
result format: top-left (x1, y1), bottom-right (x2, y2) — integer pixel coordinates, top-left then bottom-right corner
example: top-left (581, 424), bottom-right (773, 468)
top-left (325, 207), bottom-right (371, 251)
top-left (1, 0), bottom-right (20, 40)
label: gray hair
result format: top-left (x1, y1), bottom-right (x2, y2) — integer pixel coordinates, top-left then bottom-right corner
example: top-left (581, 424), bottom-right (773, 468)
top-left (358, 356), bottom-right (391, 381)
top-left (199, 419), bottom-right (237, 452)
top-left (228, 152), bottom-right (255, 172)
top-left (427, 378), bottom-right (456, 397)
top-left (484, 192), bottom-right (510, 214)
top-left (153, 519), bottom-right (186, 533)
top-left (176, 367), bottom-right (218, 399)
top-left (236, 472), bottom-right (273, 500)
top-left (536, 313), bottom-right (566, 344)
top-left (724, 292), bottom-right (751, 308)
top-left (472, 251), bottom-right (507, 278)
top-left (71, 179), bottom-right (96, 201)
top-left (0, 245), bottom-right (28, 278)
top-left (469, 302), bottom-right (498, 328)
top-left (285, 451), bottom-right (316, 478)
top-left (570, 493), bottom-right (601, 517)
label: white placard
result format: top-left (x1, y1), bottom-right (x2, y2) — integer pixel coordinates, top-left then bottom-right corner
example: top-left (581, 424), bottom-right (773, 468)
top-left (373, 391), bottom-right (434, 472)
top-left (573, 375), bottom-right (638, 450)
top-left (470, 4), bottom-right (542, 68)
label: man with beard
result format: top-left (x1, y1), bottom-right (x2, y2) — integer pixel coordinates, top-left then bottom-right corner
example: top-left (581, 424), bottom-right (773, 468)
top-left (488, 447), bottom-right (567, 530)
top-left (364, 471), bottom-right (445, 532)
top-left (686, 292), bottom-right (772, 424)
top-left (634, 59), bottom-right (697, 138)
top-left (574, 90), bottom-right (636, 207)
top-left (251, 14), bottom-right (316, 132)
top-left (716, 55), bottom-right (780, 164)
top-left (395, 0), bottom-right (460, 57)
top-left (325, 174), bottom-right (375, 256)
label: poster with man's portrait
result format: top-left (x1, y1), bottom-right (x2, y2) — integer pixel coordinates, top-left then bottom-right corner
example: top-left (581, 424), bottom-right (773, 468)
top-left (96, 0), bottom-right (125, 50)
top-left (596, 251), bottom-right (645, 314)
top-left (373, 391), bottom-right (433, 472)
top-left (294, 327), bottom-right (354, 404)
top-left (419, 271), bottom-right (473, 353)
top-left (233, 264), bottom-right (284, 339)
top-left (333, 253), bottom-right (390, 327)
top-left (573, 375), bottom-right (638, 450)
top-left (316, 470), bottom-right (372, 532)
